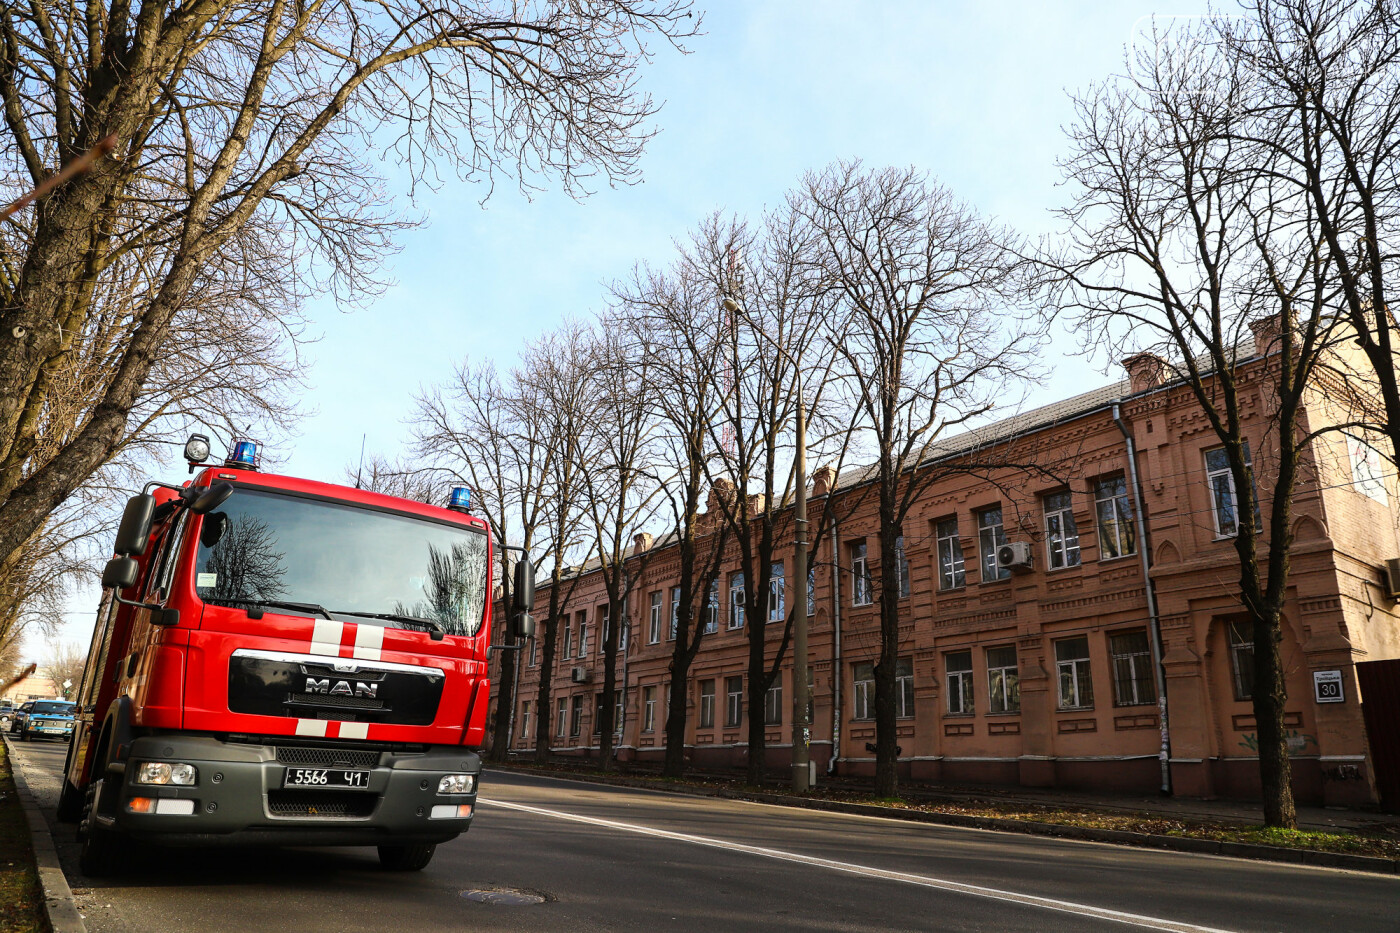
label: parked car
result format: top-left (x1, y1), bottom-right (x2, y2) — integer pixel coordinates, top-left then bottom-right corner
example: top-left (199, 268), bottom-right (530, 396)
top-left (0, 700), bottom-right (14, 733)
top-left (11, 699), bottom-right (76, 742)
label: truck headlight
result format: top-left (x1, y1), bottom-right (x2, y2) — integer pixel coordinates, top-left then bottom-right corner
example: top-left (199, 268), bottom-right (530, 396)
top-left (135, 762), bottom-right (198, 785)
top-left (437, 774), bottom-right (475, 794)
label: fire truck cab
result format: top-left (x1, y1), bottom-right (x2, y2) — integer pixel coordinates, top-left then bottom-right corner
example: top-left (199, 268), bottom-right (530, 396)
top-left (61, 436), bottom-right (534, 875)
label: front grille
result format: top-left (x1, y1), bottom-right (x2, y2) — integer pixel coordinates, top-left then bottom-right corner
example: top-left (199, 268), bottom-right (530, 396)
top-left (284, 693), bottom-right (384, 710)
top-left (267, 790), bottom-right (378, 819)
top-left (274, 746), bottom-right (380, 768)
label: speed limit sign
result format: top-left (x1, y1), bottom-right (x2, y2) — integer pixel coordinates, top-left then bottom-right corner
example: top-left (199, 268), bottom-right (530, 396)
top-left (1313, 670), bottom-right (1344, 704)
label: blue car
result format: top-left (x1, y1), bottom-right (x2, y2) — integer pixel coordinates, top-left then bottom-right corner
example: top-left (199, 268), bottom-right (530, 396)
top-left (11, 699), bottom-right (76, 742)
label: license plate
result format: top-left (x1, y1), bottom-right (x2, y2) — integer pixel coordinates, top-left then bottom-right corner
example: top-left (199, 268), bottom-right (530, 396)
top-left (282, 768), bottom-right (370, 788)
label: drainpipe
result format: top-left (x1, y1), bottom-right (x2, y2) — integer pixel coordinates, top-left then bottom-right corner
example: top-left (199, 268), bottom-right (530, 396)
top-left (1112, 402), bottom-right (1173, 796)
top-left (828, 519), bottom-right (842, 775)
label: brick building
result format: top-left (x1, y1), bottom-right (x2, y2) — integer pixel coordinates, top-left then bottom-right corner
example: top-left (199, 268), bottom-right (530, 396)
top-left (502, 339), bottom-right (1400, 807)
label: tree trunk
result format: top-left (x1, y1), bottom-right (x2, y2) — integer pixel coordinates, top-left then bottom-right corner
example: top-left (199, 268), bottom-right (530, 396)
top-left (873, 488), bottom-right (901, 799)
top-left (534, 570), bottom-right (565, 764)
top-left (1251, 606), bottom-right (1296, 828)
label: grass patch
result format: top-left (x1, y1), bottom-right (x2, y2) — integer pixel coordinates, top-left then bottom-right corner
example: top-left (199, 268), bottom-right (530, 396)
top-left (0, 743), bottom-right (46, 933)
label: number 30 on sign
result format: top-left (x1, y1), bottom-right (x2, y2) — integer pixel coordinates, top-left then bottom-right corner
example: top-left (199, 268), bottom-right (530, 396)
top-left (1313, 670), bottom-right (1345, 704)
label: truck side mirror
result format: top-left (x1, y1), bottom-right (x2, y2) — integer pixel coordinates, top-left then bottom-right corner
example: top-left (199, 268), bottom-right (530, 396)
top-left (102, 557), bottom-right (139, 590)
top-left (113, 494), bottom-right (156, 556)
top-left (513, 613), bottom-right (536, 642)
top-left (511, 559), bottom-right (535, 614)
top-left (189, 482), bottom-right (233, 514)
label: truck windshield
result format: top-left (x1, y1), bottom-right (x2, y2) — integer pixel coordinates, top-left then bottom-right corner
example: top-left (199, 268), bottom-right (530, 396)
top-left (194, 487), bottom-right (489, 636)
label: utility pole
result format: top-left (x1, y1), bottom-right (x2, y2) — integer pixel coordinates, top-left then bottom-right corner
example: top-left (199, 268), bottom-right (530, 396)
top-left (791, 381), bottom-right (811, 792)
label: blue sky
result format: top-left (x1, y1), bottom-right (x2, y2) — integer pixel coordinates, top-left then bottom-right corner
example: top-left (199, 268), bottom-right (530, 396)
top-left (51, 1), bottom-right (1214, 653)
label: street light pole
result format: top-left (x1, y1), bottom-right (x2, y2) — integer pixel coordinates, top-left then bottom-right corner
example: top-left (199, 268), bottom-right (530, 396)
top-left (791, 378), bottom-right (811, 792)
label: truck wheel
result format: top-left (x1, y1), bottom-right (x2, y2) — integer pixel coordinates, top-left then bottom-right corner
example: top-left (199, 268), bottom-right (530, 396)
top-left (378, 843), bottom-right (435, 871)
top-left (78, 780), bottom-right (130, 877)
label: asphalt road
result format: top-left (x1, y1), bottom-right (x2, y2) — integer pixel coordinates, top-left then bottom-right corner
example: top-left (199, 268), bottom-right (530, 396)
top-left (7, 737), bottom-right (1398, 932)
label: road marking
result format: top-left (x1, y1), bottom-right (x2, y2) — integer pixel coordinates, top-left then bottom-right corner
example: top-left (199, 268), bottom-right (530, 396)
top-left (479, 798), bottom-right (1236, 933)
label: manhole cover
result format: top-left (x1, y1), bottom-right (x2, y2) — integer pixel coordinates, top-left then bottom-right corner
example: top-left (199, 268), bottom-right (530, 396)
top-left (459, 888), bottom-right (546, 906)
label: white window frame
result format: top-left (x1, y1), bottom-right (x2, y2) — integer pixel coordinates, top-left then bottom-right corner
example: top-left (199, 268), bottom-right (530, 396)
top-left (569, 694), bottom-right (583, 738)
top-left (896, 658), bottom-right (914, 717)
top-left (987, 645), bottom-right (1019, 713)
top-left (936, 517), bottom-right (966, 590)
top-left (578, 619), bottom-right (588, 658)
top-left (562, 622), bottom-right (573, 659)
top-left (669, 586), bottom-right (680, 640)
top-left (945, 650), bottom-right (974, 715)
top-left (520, 700), bottom-right (530, 743)
top-left (769, 561), bottom-right (785, 621)
top-left (1228, 620), bottom-right (1255, 700)
top-left (1206, 443), bottom-right (1259, 538)
top-left (528, 636), bottom-right (537, 667)
top-left (698, 679), bottom-right (715, 729)
top-left (725, 675), bottom-right (744, 726)
top-left (729, 573), bottom-right (746, 629)
top-left (555, 697), bottom-right (567, 738)
top-left (978, 508), bottom-right (1009, 582)
top-left (851, 543), bottom-right (872, 606)
top-left (764, 679), bottom-right (783, 725)
top-left (853, 662), bottom-right (875, 720)
top-left (648, 591), bottom-right (662, 644)
top-left (643, 686), bottom-right (657, 733)
top-left (1044, 491), bottom-right (1081, 570)
top-left (703, 580), bottom-right (720, 634)
top-left (895, 536), bottom-right (911, 599)
top-left (1095, 476), bottom-right (1137, 560)
top-left (1054, 636), bottom-right (1094, 710)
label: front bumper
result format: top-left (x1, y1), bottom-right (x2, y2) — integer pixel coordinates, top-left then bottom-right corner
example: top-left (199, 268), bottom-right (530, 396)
top-left (24, 719), bottom-right (73, 738)
top-left (108, 734), bottom-right (480, 847)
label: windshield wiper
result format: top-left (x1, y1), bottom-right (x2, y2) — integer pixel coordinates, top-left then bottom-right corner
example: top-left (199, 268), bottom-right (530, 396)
top-left (209, 598), bottom-right (333, 619)
top-left (336, 610), bottom-right (447, 634)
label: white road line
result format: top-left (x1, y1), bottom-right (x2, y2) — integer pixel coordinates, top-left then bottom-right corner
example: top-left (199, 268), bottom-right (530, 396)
top-left (478, 798), bottom-right (1237, 933)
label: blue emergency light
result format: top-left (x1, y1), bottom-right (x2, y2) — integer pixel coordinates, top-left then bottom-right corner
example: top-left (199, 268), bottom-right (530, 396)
top-left (227, 439), bottom-right (261, 469)
top-left (448, 486), bottom-right (472, 511)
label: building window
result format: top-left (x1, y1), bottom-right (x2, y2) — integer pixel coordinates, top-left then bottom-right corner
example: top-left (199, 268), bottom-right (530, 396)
top-left (528, 636), bottom-right (537, 667)
top-left (1228, 620), bottom-right (1254, 700)
top-left (1110, 630), bottom-right (1156, 706)
top-left (578, 619), bottom-right (588, 658)
top-left (562, 622), bottom-right (573, 659)
top-left (699, 679), bottom-right (715, 729)
top-left (936, 518), bottom-right (965, 590)
top-left (569, 695), bottom-right (583, 738)
top-left (648, 591), bottom-right (662, 644)
top-left (769, 561), bottom-right (785, 620)
top-left (729, 573), bottom-right (746, 629)
top-left (851, 542), bottom-right (872, 606)
top-left (669, 586), bottom-right (680, 639)
top-left (1044, 492), bottom-right (1081, 570)
top-left (895, 537), bottom-right (911, 598)
top-left (765, 679), bottom-right (783, 725)
top-left (520, 701), bottom-right (530, 743)
top-left (987, 646), bottom-right (1019, 713)
top-left (807, 565), bottom-right (816, 616)
top-left (1095, 477), bottom-right (1137, 559)
top-left (853, 662), bottom-right (875, 720)
top-left (703, 581), bottom-right (720, 634)
top-left (1206, 444), bottom-right (1260, 537)
top-left (593, 694), bottom-right (603, 735)
top-left (978, 508), bottom-right (1009, 582)
top-left (556, 697), bottom-right (567, 738)
top-left (896, 658), bottom-right (914, 718)
top-left (725, 675), bottom-right (744, 726)
top-left (946, 650), bottom-right (973, 714)
top-left (643, 686), bottom-right (657, 732)
top-left (1055, 636), bottom-right (1094, 709)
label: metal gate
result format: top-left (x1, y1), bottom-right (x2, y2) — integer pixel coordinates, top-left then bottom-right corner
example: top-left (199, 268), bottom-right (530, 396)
top-left (1357, 658), bottom-right (1400, 813)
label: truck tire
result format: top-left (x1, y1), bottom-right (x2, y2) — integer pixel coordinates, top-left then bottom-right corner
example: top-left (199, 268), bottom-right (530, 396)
top-left (78, 780), bottom-right (130, 877)
top-left (377, 843), bottom-right (435, 871)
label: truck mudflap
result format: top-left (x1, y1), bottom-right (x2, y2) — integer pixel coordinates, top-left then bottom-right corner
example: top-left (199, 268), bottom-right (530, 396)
top-left (108, 734), bottom-right (480, 847)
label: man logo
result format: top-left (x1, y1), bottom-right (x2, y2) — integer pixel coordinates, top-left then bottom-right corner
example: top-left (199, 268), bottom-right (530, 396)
top-left (304, 678), bottom-right (378, 699)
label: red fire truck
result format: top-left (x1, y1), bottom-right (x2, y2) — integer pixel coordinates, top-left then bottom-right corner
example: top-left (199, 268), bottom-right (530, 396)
top-left (59, 436), bottom-right (534, 875)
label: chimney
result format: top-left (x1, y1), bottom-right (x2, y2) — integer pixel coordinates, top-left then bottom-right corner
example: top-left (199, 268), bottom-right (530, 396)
top-left (632, 532), bottom-right (653, 555)
top-left (811, 464), bottom-right (837, 498)
top-left (706, 478), bottom-right (735, 515)
top-left (1122, 353), bottom-right (1167, 394)
top-left (1249, 316), bottom-right (1282, 357)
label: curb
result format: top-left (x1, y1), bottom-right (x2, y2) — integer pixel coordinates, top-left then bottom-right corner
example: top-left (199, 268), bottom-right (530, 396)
top-left (488, 764), bottom-right (1400, 876)
top-left (4, 737), bottom-right (86, 933)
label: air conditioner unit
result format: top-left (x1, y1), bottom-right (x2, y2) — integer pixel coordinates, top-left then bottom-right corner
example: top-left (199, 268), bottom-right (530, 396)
top-left (1384, 558), bottom-right (1400, 600)
top-left (997, 541), bottom-right (1034, 572)
top-left (570, 666), bottom-right (592, 684)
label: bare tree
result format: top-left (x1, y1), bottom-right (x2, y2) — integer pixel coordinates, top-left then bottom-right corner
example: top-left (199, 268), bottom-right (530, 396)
top-left (798, 161), bottom-right (1039, 798)
top-left (0, 0), bottom-right (698, 581)
top-left (578, 315), bottom-right (661, 770)
top-left (1047, 18), bottom-right (1345, 827)
top-left (612, 245), bottom-right (733, 777)
top-left (42, 639), bottom-right (86, 699)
